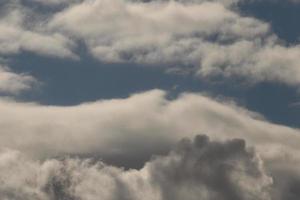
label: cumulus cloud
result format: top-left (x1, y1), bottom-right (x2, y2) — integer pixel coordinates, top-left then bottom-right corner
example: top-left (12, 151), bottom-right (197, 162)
top-left (0, 135), bottom-right (273, 200)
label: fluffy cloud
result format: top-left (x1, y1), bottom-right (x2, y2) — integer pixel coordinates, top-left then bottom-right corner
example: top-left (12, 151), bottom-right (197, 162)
top-left (0, 135), bottom-right (273, 200)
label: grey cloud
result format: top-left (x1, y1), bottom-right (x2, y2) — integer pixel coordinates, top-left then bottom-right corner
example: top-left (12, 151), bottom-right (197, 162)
top-left (269, 166), bottom-right (300, 200)
top-left (148, 135), bottom-right (272, 200)
top-left (0, 135), bottom-right (273, 200)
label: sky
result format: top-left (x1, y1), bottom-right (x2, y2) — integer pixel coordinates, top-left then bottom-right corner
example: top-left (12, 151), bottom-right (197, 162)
top-left (1, 0), bottom-right (300, 199)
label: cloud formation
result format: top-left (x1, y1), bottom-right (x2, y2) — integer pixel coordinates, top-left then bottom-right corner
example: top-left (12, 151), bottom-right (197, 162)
top-left (0, 135), bottom-right (273, 200)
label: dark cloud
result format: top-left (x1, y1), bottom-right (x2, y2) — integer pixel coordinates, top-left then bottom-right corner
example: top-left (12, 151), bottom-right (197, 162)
top-left (265, 163), bottom-right (300, 200)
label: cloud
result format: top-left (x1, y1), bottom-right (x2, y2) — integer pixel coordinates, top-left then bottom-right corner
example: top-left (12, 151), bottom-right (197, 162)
top-left (0, 89), bottom-right (300, 198)
top-left (0, 65), bottom-right (36, 94)
top-left (49, 0), bottom-right (268, 62)
top-left (0, 1), bottom-right (77, 59)
top-left (0, 89), bottom-right (299, 168)
top-left (197, 40), bottom-right (300, 85)
top-left (0, 135), bottom-right (273, 200)
top-left (148, 135), bottom-right (272, 200)
top-left (45, 0), bottom-right (300, 86)
top-left (29, 0), bottom-right (83, 6)
top-left (1, 0), bottom-right (300, 86)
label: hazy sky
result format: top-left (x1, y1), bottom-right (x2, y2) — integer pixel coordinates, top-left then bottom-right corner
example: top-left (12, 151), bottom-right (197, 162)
top-left (1, 0), bottom-right (300, 199)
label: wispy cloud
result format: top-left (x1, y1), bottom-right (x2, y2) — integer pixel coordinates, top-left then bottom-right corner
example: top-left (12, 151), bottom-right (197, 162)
top-left (0, 65), bottom-right (37, 95)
